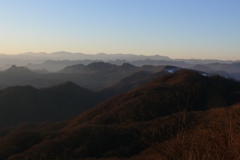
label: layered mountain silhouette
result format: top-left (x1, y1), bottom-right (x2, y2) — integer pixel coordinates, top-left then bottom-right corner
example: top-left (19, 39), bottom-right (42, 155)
top-left (1, 69), bottom-right (240, 159)
top-left (0, 52), bottom-right (240, 159)
top-left (59, 62), bottom-right (138, 73)
top-left (0, 62), bottom-right (171, 90)
top-left (0, 52), bottom-right (171, 71)
top-left (26, 60), bottom-right (102, 72)
top-left (0, 65), bottom-right (177, 129)
top-left (205, 62), bottom-right (240, 73)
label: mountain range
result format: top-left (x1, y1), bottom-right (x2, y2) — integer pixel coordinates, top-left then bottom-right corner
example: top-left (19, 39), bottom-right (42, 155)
top-left (0, 52), bottom-right (240, 159)
top-left (1, 69), bottom-right (240, 159)
top-left (0, 62), bottom-right (176, 90)
top-left (1, 60), bottom-right (240, 92)
top-left (0, 52), bottom-right (170, 70)
top-left (0, 65), bottom-right (180, 128)
top-left (0, 52), bottom-right (239, 72)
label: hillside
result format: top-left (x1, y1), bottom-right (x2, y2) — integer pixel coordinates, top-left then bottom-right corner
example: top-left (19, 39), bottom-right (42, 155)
top-left (1, 70), bottom-right (240, 159)
top-left (101, 65), bottom-right (177, 96)
top-left (0, 82), bottom-right (102, 128)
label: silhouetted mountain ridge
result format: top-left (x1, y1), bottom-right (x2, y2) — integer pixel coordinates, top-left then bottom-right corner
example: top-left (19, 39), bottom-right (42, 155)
top-left (0, 81), bottom-right (104, 128)
top-left (85, 62), bottom-right (117, 72)
top-left (3, 65), bottom-right (35, 75)
top-left (60, 62), bottom-right (138, 73)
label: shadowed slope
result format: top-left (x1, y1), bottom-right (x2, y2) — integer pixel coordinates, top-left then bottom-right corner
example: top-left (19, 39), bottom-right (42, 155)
top-left (70, 69), bottom-right (240, 126)
top-left (0, 82), bottom-right (101, 128)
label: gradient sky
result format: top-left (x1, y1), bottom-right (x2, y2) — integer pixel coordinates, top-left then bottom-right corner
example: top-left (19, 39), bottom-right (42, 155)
top-left (0, 0), bottom-right (239, 60)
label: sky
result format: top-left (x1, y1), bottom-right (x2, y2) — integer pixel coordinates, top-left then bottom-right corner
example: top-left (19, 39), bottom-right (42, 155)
top-left (0, 0), bottom-right (239, 60)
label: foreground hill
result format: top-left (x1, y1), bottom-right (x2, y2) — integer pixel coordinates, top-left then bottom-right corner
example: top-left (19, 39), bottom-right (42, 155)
top-left (1, 70), bottom-right (240, 159)
top-left (70, 69), bottom-right (240, 126)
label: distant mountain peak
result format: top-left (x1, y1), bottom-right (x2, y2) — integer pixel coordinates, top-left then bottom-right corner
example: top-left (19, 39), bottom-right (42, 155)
top-left (59, 63), bottom-right (85, 73)
top-left (121, 63), bottom-right (136, 67)
top-left (118, 63), bottom-right (138, 72)
top-left (86, 62), bottom-right (116, 71)
top-left (51, 51), bottom-right (72, 55)
top-left (6, 65), bottom-right (32, 73)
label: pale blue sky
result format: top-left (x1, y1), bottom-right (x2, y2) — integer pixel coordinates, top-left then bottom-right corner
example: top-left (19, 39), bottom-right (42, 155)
top-left (0, 0), bottom-right (239, 60)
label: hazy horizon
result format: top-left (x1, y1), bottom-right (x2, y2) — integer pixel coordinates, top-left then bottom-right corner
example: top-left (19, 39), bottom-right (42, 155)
top-left (0, 51), bottom-right (238, 61)
top-left (1, 0), bottom-right (239, 60)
